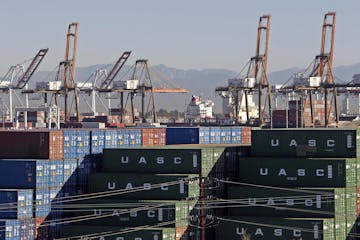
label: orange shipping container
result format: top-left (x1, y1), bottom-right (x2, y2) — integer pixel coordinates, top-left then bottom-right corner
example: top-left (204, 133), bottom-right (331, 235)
top-left (142, 128), bottom-right (166, 146)
top-left (241, 127), bottom-right (251, 144)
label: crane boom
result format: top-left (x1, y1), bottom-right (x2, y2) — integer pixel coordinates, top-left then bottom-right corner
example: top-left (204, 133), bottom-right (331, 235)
top-left (15, 48), bottom-right (48, 89)
top-left (99, 51), bottom-right (131, 90)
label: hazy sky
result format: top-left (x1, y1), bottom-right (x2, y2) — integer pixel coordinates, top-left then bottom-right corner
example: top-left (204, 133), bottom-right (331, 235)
top-left (1, 0), bottom-right (360, 74)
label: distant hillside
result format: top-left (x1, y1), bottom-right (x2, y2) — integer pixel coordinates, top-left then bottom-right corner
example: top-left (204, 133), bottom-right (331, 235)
top-left (26, 63), bottom-right (360, 113)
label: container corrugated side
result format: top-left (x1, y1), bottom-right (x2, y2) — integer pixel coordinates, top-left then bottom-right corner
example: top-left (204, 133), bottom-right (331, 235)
top-left (63, 159), bottom-right (77, 186)
top-left (90, 129), bottom-right (105, 154)
top-left (88, 173), bottom-right (198, 200)
top-left (105, 129), bottom-right (118, 148)
top-left (227, 186), bottom-right (335, 218)
top-left (59, 225), bottom-right (175, 240)
top-left (102, 148), bottom-right (202, 174)
top-left (251, 128), bottom-right (360, 157)
top-left (199, 127), bottom-right (210, 144)
top-left (238, 158), bottom-right (349, 188)
top-left (210, 127), bottom-right (221, 144)
top-left (166, 127), bottom-right (199, 145)
top-left (142, 128), bottom-right (166, 146)
top-left (0, 160), bottom-right (40, 189)
top-left (215, 217), bottom-right (325, 240)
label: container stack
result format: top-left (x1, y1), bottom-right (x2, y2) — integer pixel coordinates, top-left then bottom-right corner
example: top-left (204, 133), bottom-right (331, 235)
top-left (59, 145), bottom-right (250, 240)
top-left (215, 128), bottom-right (360, 239)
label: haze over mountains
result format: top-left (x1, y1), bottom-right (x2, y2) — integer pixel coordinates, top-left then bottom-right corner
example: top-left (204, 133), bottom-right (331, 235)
top-left (28, 62), bottom-right (360, 113)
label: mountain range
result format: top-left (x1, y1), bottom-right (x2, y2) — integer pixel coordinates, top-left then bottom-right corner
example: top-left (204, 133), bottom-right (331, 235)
top-left (28, 62), bottom-right (360, 113)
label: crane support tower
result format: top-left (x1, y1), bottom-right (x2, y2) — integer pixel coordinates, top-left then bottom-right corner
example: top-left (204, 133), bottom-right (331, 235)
top-left (62, 22), bottom-right (80, 122)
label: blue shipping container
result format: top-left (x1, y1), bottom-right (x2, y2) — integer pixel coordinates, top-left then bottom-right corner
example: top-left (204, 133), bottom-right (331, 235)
top-left (35, 188), bottom-right (50, 218)
top-left (166, 127), bottom-right (199, 145)
top-left (0, 160), bottom-right (49, 189)
top-left (0, 219), bottom-right (35, 240)
top-left (63, 159), bottom-right (77, 186)
top-left (50, 160), bottom-right (64, 188)
top-left (220, 127), bottom-right (232, 144)
top-left (90, 130), bottom-right (105, 154)
top-left (35, 160), bottom-right (50, 189)
top-left (199, 127), bottom-right (210, 144)
top-left (129, 129), bottom-right (142, 147)
top-left (63, 130), bottom-right (91, 159)
top-left (105, 130), bottom-right (118, 148)
top-left (0, 190), bottom-right (33, 219)
top-left (210, 127), bottom-right (221, 144)
top-left (231, 126), bottom-right (242, 144)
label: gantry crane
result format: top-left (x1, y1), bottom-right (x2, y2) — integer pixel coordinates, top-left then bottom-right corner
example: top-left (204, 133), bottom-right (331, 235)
top-left (77, 51), bottom-right (131, 115)
top-left (0, 48), bottom-right (48, 121)
top-left (215, 15), bottom-right (272, 127)
top-left (281, 12), bottom-right (338, 127)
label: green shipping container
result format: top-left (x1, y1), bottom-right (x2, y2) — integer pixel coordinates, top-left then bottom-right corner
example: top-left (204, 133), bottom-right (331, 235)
top-left (101, 146), bottom-right (249, 177)
top-left (59, 225), bottom-right (175, 240)
top-left (346, 186), bottom-right (358, 236)
top-left (102, 148), bottom-right (202, 174)
top-left (227, 186), bottom-right (335, 218)
top-left (89, 173), bottom-right (199, 200)
top-left (238, 158), bottom-right (349, 187)
top-left (251, 128), bottom-right (360, 158)
top-left (61, 199), bottom-right (198, 228)
top-left (215, 216), bottom-right (325, 239)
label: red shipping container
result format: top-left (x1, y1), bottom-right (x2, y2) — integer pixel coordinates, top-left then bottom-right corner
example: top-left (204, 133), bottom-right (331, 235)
top-left (241, 127), bottom-right (251, 144)
top-left (0, 130), bottom-right (63, 159)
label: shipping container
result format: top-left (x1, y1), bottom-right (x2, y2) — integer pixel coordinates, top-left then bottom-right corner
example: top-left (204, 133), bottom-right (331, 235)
top-left (199, 127), bottom-right (210, 144)
top-left (90, 129), bottom-right (105, 154)
top-left (61, 199), bottom-right (198, 229)
top-left (63, 129), bottom-right (91, 159)
top-left (35, 188), bottom-right (50, 218)
top-left (77, 156), bottom-right (102, 187)
top-left (63, 159), bottom-right (77, 186)
top-left (89, 173), bottom-right (199, 200)
top-left (60, 225), bottom-right (175, 240)
top-left (231, 126), bottom-right (242, 144)
top-left (215, 216), bottom-right (327, 240)
top-left (251, 128), bottom-right (360, 157)
top-left (0, 130), bottom-right (63, 159)
top-left (210, 127), bottom-right (221, 144)
top-left (105, 129), bottom-right (118, 148)
top-left (238, 158), bottom-right (352, 188)
top-left (0, 160), bottom-right (49, 189)
top-left (0, 190), bottom-right (33, 219)
top-left (241, 127), bottom-right (251, 144)
top-left (220, 127), bottom-right (232, 144)
top-left (226, 186), bottom-right (336, 218)
top-left (102, 148), bottom-right (202, 174)
top-left (49, 160), bottom-right (64, 188)
top-left (128, 129), bottom-right (142, 148)
top-left (0, 219), bottom-right (35, 240)
top-left (142, 128), bottom-right (166, 146)
top-left (166, 127), bottom-right (199, 145)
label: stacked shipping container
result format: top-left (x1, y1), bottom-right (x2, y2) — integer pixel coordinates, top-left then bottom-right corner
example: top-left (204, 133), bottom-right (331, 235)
top-left (214, 128), bottom-right (360, 239)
